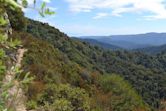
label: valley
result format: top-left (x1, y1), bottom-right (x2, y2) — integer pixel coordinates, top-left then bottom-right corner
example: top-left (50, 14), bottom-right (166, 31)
top-left (1, 1), bottom-right (166, 111)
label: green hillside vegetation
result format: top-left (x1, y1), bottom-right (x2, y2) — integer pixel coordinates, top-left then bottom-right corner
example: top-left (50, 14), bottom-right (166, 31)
top-left (99, 74), bottom-right (150, 111)
top-left (135, 45), bottom-right (166, 55)
top-left (5, 8), bottom-right (166, 111)
top-left (75, 38), bottom-right (122, 50)
top-left (10, 30), bottom-right (149, 111)
top-left (26, 19), bottom-right (166, 109)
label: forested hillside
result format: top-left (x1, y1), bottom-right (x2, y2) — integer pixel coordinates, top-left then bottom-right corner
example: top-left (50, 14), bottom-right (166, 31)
top-left (25, 19), bottom-right (166, 109)
top-left (75, 38), bottom-right (121, 50)
top-left (11, 31), bottom-right (150, 111)
top-left (5, 7), bottom-right (166, 111)
top-left (135, 45), bottom-right (166, 54)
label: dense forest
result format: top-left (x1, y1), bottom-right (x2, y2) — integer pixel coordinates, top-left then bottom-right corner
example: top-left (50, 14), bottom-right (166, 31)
top-left (25, 18), bottom-right (166, 110)
top-left (135, 44), bottom-right (166, 55)
top-left (1, 2), bottom-right (166, 111)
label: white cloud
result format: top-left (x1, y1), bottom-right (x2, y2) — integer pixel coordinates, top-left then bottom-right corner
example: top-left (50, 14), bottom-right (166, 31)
top-left (65, 0), bottom-right (166, 20)
top-left (93, 13), bottom-right (109, 19)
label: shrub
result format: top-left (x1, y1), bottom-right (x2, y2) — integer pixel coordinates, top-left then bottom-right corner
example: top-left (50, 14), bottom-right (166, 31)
top-left (38, 84), bottom-right (91, 111)
top-left (26, 100), bottom-right (38, 110)
top-left (99, 74), bottom-right (150, 111)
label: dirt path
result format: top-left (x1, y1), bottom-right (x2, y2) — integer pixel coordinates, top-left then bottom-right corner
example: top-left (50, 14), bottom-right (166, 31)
top-left (1, 11), bottom-right (28, 111)
top-left (3, 48), bottom-right (28, 111)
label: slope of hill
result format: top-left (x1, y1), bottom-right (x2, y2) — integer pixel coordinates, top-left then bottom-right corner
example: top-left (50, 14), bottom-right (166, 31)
top-left (135, 44), bottom-right (166, 54)
top-left (24, 19), bottom-right (166, 110)
top-left (10, 31), bottom-right (150, 111)
top-left (3, 4), bottom-right (166, 111)
top-left (6, 8), bottom-right (166, 110)
top-left (74, 38), bottom-right (122, 50)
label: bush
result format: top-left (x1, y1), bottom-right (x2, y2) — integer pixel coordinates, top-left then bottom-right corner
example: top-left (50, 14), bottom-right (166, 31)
top-left (38, 84), bottom-right (91, 111)
top-left (26, 100), bottom-right (37, 110)
top-left (99, 74), bottom-right (150, 111)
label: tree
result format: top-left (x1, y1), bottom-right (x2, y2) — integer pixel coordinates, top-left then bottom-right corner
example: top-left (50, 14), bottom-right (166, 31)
top-left (99, 74), bottom-right (150, 111)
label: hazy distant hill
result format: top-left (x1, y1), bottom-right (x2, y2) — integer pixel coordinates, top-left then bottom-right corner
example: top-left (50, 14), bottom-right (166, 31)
top-left (80, 32), bottom-right (166, 50)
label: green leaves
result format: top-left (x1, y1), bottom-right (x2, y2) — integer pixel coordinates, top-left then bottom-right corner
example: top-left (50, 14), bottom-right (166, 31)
top-left (51, 99), bottom-right (74, 111)
top-left (21, 72), bottom-right (34, 85)
top-left (0, 16), bottom-right (7, 26)
top-left (41, 2), bottom-right (46, 10)
top-left (0, 61), bottom-right (5, 75)
top-left (39, 2), bottom-right (55, 17)
top-left (0, 49), bottom-right (5, 59)
top-left (0, 0), bottom-right (55, 110)
top-left (8, 38), bottom-right (21, 48)
top-left (2, 0), bottom-right (55, 17)
top-left (99, 74), bottom-right (150, 111)
top-left (4, 0), bottom-right (21, 8)
top-left (21, 0), bottom-right (28, 8)
top-left (45, 8), bottom-right (55, 15)
top-left (38, 84), bottom-right (91, 111)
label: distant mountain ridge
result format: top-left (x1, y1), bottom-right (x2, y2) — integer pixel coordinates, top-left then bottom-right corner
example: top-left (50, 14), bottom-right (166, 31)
top-left (80, 32), bottom-right (166, 50)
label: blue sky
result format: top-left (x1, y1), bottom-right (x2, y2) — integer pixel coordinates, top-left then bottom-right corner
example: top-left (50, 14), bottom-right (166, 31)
top-left (24, 0), bottom-right (166, 36)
